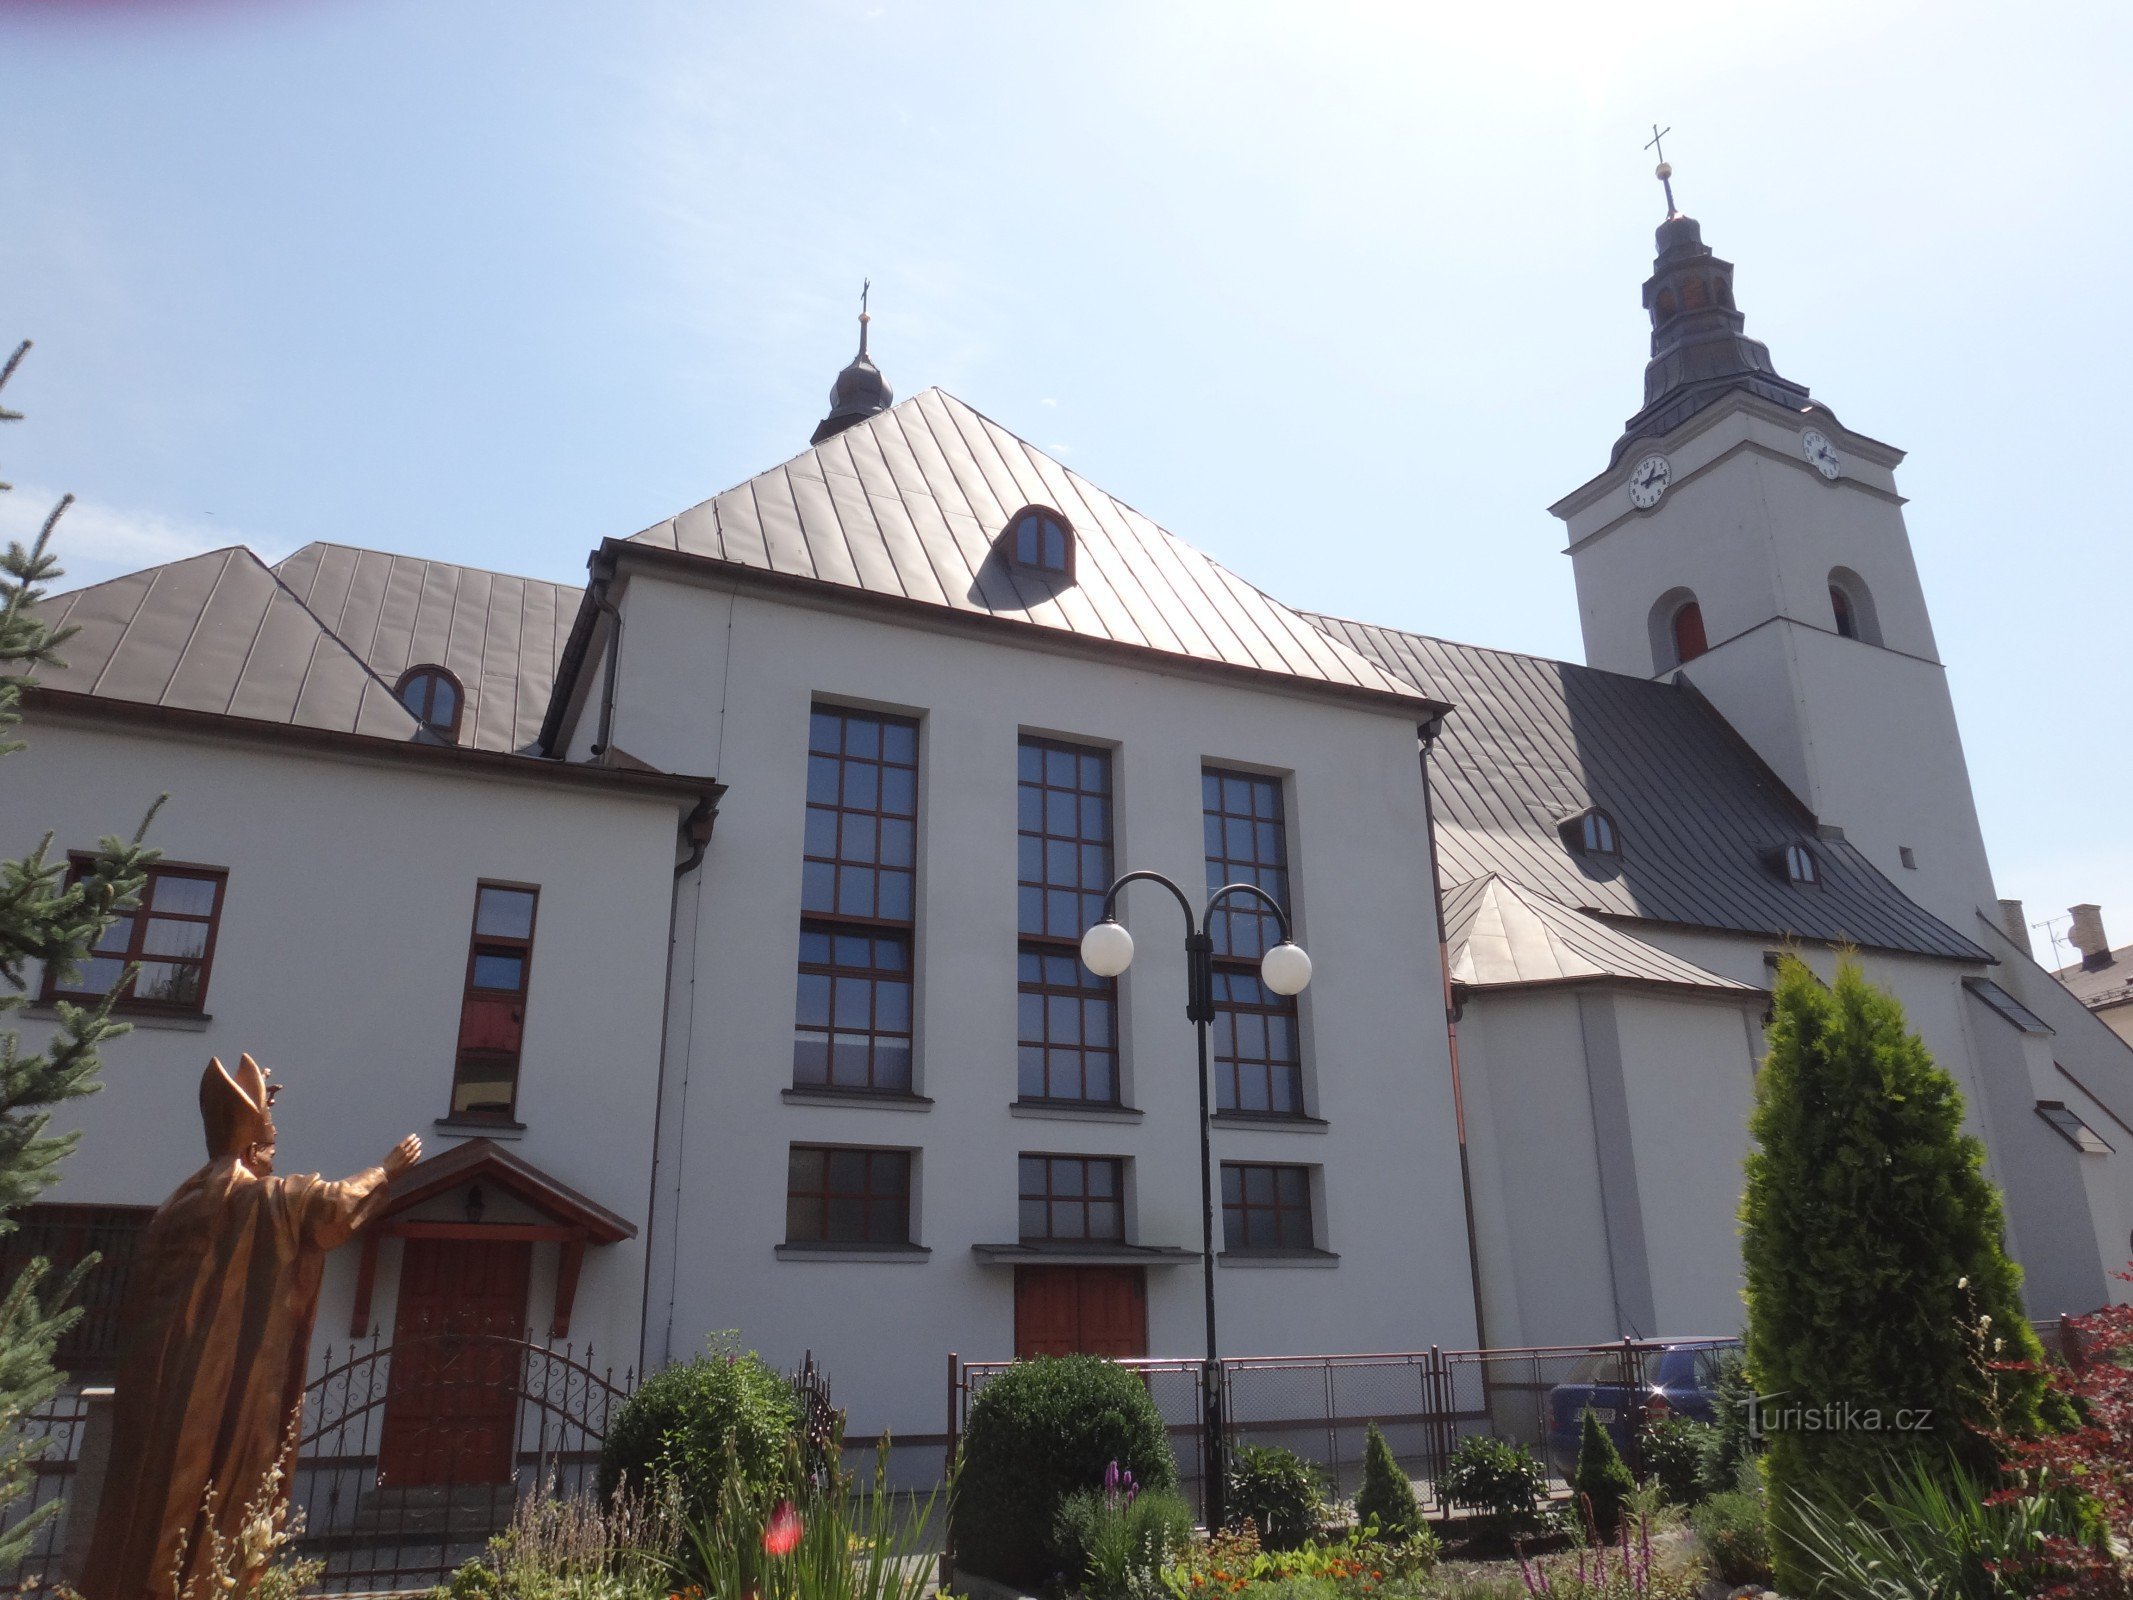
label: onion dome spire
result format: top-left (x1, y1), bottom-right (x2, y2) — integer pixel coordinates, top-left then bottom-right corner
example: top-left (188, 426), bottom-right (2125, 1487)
top-left (1608, 136), bottom-right (1818, 464)
top-left (811, 280), bottom-right (894, 445)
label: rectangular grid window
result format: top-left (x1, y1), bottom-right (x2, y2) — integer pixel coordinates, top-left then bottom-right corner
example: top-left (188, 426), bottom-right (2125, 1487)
top-left (0, 1204), bottom-right (153, 1376)
top-left (1202, 769), bottom-right (1302, 1114)
top-left (785, 1145), bottom-right (913, 1245)
top-left (795, 708), bottom-right (919, 1092)
top-left (1017, 739), bottom-right (1118, 1104)
top-left (42, 859), bottom-right (227, 1014)
top-left (1221, 1162), bottom-right (1315, 1253)
top-left (450, 883), bottom-right (540, 1119)
top-left (1019, 1154), bottom-right (1124, 1243)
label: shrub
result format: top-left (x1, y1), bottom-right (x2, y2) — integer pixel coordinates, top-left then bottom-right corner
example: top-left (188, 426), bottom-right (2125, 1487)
top-left (1054, 1469), bottom-right (1195, 1600)
top-left (1694, 1349), bottom-right (1758, 1501)
top-left (1437, 1434), bottom-right (1545, 1536)
top-left (1635, 1415), bottom-right (1708, 1508)
top-left (1354, 1421), bottom-right (1421, 1542)
top-left (1742, 959), bottom-right (2051, 1591)
top-left (597, 1335), bottom-right (800, 1528)
top-left (1227, 1443), bottom-right (1325, 1551)
top-left (1688, 1489), bottom-right (1770, 1589)
top-left (950, 1356), bottom-right (1176, 1589)
top-left (1573, 1408), bottom-right (1636, 1538)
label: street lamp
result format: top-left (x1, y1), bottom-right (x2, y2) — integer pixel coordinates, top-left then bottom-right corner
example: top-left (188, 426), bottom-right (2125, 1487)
top-left (1079, 870), bottom-right (1312, 1534)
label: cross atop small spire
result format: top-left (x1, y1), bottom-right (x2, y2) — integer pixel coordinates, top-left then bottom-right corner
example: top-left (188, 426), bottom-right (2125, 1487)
top-left (858, 278), bottom-right (872, 358)
top-left (1645, 124), bottom-right (1679, 217)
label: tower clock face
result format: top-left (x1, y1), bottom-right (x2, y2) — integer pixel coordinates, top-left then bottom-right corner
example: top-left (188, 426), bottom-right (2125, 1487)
top-left (1628, 454), bottom-right (1672, 509)
top-left (1801, 429), bottom-right (1842, 480)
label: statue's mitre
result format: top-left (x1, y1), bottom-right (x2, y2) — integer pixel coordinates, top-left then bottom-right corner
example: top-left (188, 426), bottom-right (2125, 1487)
top-left (200, 1054), bottom-right (271, 1160)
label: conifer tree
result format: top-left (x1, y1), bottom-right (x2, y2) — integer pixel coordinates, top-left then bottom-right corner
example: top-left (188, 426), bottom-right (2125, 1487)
top-left (0, 340), bottom-right (160, 1562)
top-left (1354, 1420), bottom-right (1419, 1540)
top-left (1572, 1407), bottom-right (1634, 1537)
top-left (1742, 955), bottom-right (2049, 1592)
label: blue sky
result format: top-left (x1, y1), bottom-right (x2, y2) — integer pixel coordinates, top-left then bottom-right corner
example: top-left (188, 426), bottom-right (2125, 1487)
top-left (4, 0), bottom-right (2129, 966)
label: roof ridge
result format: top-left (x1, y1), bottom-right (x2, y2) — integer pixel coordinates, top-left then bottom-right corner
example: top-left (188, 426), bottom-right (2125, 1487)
top-left (1304, 607), bottom-right (1674, 690)
top-left (275, 538), bottom-right (583, 594)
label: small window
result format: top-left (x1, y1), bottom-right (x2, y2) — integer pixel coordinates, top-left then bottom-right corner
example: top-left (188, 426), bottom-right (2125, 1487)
top-left (0, 1205), bottom-right (153, 1376)
top-left (786, 1145), bottom-right (913, 1245)
top-left (41, 859), bottom-right (228, 1013)
top-left (1654, 289), bottom-right (1678, 322)
top-left (1221, 1162), bottom-right (1315, 1253)
top-left (1830, 586), bottom-right (1857, 639)
top-left (1899, 846), bottom-right (1917, 870)
top-left (1782, 843), bottom-right (1819, 885)
top-left (1563, 807), bottom-right (1620, 858)
top-left (396, 665), bottom-right (464, 741)
top-left (1004, 506), bottom-right (1074, 578)
top-left (450, 883), bottom-right (539, 1120)
top-left (2037, 1101), bottom-right (2112, 1155)
top-left (1019, 1155), bottom-right (1125, 1243)
top-left (1964, 976), bottom-right (2053, 1036)
top-left (1826, 568), bottom-right (1882, 647)
top-left (1673, 601), bottom-right (1709, 664)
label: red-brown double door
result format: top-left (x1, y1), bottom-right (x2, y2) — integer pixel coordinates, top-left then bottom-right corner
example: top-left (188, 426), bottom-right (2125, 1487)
top-left (379, 1238), bottom-right (531, 1486)
top-left (1014, 1266), bottom-right (1148, 1358)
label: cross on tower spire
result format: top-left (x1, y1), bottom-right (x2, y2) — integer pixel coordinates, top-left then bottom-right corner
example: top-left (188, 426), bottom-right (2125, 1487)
top-left (1645, 124), bottom-right (1679, 218)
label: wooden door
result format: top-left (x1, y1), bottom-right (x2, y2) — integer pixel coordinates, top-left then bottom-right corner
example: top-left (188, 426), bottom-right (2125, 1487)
top-left (1014, 1267), bottom-right (1148, 1359)
top-left (379, 1238), bottom-right (531, 1485)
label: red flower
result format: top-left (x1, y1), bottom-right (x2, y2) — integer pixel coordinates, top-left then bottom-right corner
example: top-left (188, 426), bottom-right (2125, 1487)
top-left (763, 1500), bottom-right (804, 1557)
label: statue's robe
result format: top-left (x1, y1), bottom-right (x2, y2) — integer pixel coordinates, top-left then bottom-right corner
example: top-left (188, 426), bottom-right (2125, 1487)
top-left (78, 1156), bottom-right (390, 1600)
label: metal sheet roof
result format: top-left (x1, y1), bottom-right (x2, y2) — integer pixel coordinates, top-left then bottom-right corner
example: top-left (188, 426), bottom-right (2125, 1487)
top-left (274, 542), bottom-right (581, 754)
top-left (624, 388), bottom-right (1424, 704)
top-left (1444, 874), bottom-right (1757, 994)
top-left (1314, 615), bottom-right (1992, 963)
top-left (33, 547), bottom-right (422, 739)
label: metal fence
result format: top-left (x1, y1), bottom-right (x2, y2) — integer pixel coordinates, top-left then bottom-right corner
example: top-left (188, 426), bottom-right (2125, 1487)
top-left (0, 1387), bottom-right (89, 1591)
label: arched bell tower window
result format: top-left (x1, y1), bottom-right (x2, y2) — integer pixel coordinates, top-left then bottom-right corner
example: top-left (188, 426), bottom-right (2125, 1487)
top-left (396, 665), bottom-right (464, 742)
top-left (1647, 588), bottom-right (1708, 673)
top-left (1826, 567), bottom-right (1881, 646)
top-left (1002, 505), bottom-right (1074, 579)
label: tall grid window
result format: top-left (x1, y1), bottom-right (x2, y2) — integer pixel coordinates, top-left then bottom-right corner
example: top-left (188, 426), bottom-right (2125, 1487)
top-left (1019, 1154), bottom-right (1124, 1243)
top-left (450, 883), bottom-right (539, 1119)
top-left (785, 1146), bottom-right (913, 1245)
top-left (795, 707), bottom-right (918, 1093)
top-left (1221, 1162), bottom-right (1315, 1253)
top-left (42, 859), bottom-right (227, 1014)
top-left (1017, 738), bottom-right (1117, 1104)
top-left (1203, 768), bottom-right (1302, 1115)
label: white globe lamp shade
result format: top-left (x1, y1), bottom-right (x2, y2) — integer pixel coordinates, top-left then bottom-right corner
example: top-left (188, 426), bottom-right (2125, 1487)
top-left (1261, 940), bottom-right (1313, 996)
top-left (1080, 919), bottom-right (1136, 978)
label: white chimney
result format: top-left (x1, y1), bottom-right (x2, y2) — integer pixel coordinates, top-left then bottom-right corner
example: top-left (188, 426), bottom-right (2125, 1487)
top-left (1998, 900), bottom-right (2030, 957)
top-left (2069, 904), bottom-right (2114, 971)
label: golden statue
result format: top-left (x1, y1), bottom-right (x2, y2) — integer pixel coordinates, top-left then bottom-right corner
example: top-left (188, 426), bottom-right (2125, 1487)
top-left (77, 1055), bottom-right (420, 1600)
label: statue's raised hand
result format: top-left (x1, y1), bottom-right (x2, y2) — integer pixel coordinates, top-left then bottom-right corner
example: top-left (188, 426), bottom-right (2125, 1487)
top-left (382, 1134), bottom-right (422, 1179)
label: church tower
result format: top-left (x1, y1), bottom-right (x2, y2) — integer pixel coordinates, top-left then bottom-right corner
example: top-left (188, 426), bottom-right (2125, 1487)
top-left (1549, 161), bottom-right (1998, 934)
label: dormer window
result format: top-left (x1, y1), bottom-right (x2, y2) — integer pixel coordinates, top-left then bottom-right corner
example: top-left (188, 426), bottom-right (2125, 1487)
top-left (396, 664), bottom-right (464, 742)
top-left (1561, 807), bottom-right (1620, 858)
top-left (1780, 842), bottom-right (1820, 886)
top-left (1004, 505), bottom-right (1074, 579)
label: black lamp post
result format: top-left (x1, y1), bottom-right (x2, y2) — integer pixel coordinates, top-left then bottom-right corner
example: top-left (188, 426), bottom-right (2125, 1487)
top-left (1079, 870), bottom-right (1312, 1536)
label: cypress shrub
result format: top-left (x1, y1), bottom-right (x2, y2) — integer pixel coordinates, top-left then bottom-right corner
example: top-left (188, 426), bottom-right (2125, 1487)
top-left (950, 1356), bottom-right (1176, 1589)
top-left (1572, 1408), bottom-right (1635, 1537)
top-left (1354, 1421), bottom-right (1420, 1540)
top-left (1742, 957), bottom-right (2051, 1593)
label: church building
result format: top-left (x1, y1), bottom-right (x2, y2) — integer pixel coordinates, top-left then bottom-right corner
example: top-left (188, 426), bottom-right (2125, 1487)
top-left (8, 184), bottom-right (2130, 1470)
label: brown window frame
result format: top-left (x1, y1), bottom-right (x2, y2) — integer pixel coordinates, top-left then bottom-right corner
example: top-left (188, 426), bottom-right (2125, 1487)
top-left (785, 1144), bottom-right (914, 1246)
top-left (40, 857), bottom-right (228, 1016)
top-left (1221, 1161), bottom-right (1316, 1253)
top-left (1018, 1153), bottom-right (1125, 1243)
top-left (1202, 767), bottom-right (1304, 1116)
top-left (795, 706), bottom-right (921, 1096)
top-left (1003, 505), bottom-right (1075, 580)
top-left (395, 664), bottom-right (466, 742)
top-left (448, 880), bottom-right (541, 1123)
top-left (1017, 737), bottom-right (1119, 1107)
top-left (0, 1204), bottom-right (155, 1377)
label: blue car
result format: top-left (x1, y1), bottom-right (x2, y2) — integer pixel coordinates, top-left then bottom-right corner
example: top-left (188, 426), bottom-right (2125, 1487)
top-left (1544, 1340), bottom-right (1735, 1475)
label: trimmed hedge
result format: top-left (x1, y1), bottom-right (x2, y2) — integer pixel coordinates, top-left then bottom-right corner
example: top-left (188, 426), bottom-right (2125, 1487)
top-left (1226, 1443), bottom-right (1324, 1551)
top-left (950, 1356), bottom-right (1177, 1589)
top-left (598, 1338), bottom-right (800, 1525)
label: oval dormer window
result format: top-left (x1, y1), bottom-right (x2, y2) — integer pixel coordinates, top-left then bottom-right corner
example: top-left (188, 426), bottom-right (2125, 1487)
top-left (396, 664), bottom-right (464, 742)
top-left (1782, 843), bottom-right (1820, 886)
top-left (1005, 505), bottom-right (1073, 578)
top-left (1563, 807), bottom-right (1620, 858)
